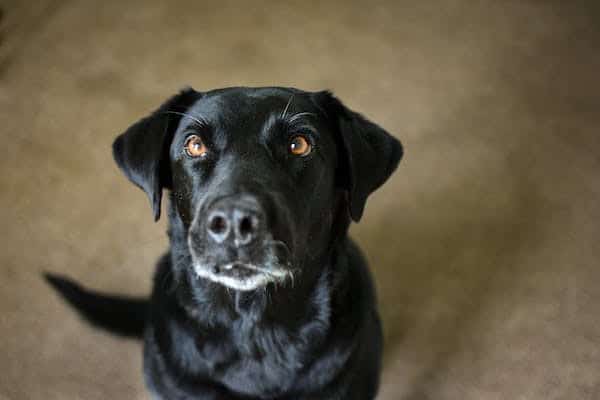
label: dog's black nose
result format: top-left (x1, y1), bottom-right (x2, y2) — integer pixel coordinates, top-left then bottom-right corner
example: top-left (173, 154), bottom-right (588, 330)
top-left (206, 196), bottom-right (263, 246)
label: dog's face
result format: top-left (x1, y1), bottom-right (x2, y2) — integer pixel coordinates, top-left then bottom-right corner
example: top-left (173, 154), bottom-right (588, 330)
top-left (170, 89), bottom-right (341, 290)
top-left (113, 87), bottom-right (402, 292)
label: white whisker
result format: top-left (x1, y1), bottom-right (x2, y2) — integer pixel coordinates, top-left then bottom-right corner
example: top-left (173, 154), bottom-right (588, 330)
top-left (288, 111), bottom-right (316, 124)
top-left (281, 94), bottom-right (295, 119)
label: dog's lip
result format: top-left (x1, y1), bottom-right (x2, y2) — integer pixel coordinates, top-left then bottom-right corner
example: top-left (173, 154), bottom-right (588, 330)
top-left (192, 261), bottom-right (293, 291)
top-left (218, 262), bottom-right (289, 279)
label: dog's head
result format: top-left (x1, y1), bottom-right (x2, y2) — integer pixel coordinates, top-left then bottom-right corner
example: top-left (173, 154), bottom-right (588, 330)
top-left (113, 87), bottom-right (402, 292)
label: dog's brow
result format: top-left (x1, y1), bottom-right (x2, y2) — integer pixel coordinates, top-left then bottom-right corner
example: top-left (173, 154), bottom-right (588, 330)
top-left (288, 111), bottom-right (316, 125)
top-left (160, 111), bottom-right (209, 127)
top-left (285, 111), bottom-right (318, 134)
top-left (263, 110), bottom-right (318, 137)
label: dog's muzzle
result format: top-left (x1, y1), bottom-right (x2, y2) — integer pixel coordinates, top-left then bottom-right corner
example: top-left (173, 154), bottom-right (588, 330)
top-left (188, 194), bottom-right (293, 291)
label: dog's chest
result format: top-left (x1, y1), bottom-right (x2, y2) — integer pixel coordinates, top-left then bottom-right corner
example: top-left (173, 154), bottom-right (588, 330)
top-left (218, 322), bottom-right (308, 395)
top-left (160, 314), bottom-right (318, 395)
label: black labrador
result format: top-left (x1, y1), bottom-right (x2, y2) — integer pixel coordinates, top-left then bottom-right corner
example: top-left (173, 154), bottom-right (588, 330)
top-left (46, 86), bottom-right (402, 400)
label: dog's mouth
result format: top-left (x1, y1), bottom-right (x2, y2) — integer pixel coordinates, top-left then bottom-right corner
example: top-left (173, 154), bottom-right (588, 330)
top-left (189, 237), bottom-right (294, 291)
top-left (193, 262), bottom-right (292, 291)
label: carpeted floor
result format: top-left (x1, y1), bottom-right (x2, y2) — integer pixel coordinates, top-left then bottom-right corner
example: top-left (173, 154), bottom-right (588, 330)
top-left (1, 1), bottom-right (599, 399)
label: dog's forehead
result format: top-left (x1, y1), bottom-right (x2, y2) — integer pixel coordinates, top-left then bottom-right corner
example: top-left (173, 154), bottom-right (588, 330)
top-left (186, 87), bottom-right (314, 126)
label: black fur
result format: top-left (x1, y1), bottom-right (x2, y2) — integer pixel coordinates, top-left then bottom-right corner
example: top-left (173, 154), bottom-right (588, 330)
top-left (46, 86), bottom-right (402, 399)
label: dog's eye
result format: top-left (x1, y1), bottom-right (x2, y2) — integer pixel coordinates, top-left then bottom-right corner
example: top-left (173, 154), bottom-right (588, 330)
top-left (289, 135), bottom-right (312, 157)
top-left (184, 135), bottom-right (207, 158)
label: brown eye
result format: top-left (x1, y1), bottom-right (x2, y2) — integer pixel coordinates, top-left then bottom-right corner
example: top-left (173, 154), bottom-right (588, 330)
top-left (184, 135), bottom-right (207, 158)
top-left (289, 135), bottom-right (312, 156)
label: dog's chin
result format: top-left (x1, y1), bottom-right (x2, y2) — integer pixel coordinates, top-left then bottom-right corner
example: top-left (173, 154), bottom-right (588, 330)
top-left (193, 262), bottom-right (291, 291)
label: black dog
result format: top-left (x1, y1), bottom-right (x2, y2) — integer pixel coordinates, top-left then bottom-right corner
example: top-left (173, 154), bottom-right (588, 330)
top-left (46, 86), bottom-right (402, 399)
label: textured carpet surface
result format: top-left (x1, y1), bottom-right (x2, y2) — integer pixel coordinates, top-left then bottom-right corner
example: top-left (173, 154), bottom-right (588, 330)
top-left (1, 1), bottom-right (599, 399)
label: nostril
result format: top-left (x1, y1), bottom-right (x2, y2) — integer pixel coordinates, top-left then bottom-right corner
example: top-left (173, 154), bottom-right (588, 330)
top-left (235, 213), bottom-right (259, 246)
top-left (209, 215), bottom-right (227, 235)
top-left (239, 216), bottom-right (254, 237)
top-left (207, 212), bottom-right (230, 243)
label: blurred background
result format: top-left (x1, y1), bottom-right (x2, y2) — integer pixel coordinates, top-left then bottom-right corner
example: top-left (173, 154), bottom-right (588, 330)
top-left (1, 1), bottom-right (599, 399)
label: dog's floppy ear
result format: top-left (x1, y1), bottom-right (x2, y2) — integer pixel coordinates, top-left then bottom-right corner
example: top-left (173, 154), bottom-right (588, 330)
top-left (112, 88), bottom-right (200, 221)
top-left (313, 91), bottom-right (403, 221)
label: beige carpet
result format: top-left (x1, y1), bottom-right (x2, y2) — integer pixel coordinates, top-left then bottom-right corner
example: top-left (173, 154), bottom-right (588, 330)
top-left (1, 1), bottom-right (599, 399)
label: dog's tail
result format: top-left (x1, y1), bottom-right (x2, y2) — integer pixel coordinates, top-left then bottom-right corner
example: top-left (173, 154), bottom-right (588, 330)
top-left (44, 273), bottom-right (148, 339)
